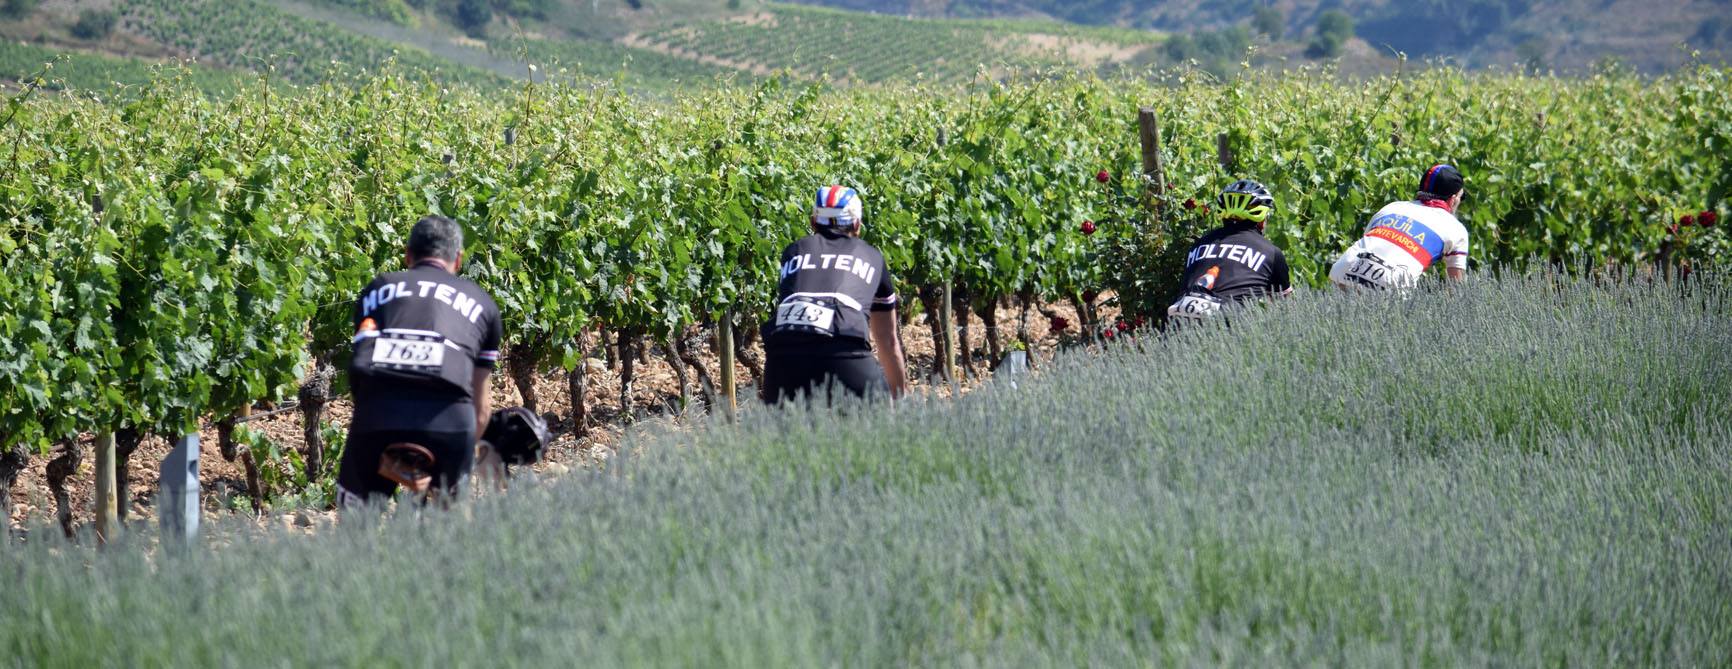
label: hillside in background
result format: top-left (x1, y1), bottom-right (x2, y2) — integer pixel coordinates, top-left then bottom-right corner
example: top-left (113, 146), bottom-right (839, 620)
top-left (798, 0), bottom-right (1732, 72)
top-left (0, 0), bottom-right (1723, 95)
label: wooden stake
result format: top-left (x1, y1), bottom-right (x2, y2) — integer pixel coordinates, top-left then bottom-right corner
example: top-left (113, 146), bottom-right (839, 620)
top-left (939, 279), bottom-right (957, 389)
top-left (1137, 107), bottom-right (1167, 199)
top-left (718, 312), bottom-right (737, 419)
top-left (93, 432), bottom-right (117, 543)
top-left (1217, 132), bottom-right (1235, 173)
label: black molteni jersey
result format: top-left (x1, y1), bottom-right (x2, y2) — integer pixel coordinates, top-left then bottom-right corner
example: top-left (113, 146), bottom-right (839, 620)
top-left (1174, 223), bottom-right (1292, 303)
top-left (349, 261), bottom-right (503, 411)
top-left (762, 229), bottom-right (897, 354)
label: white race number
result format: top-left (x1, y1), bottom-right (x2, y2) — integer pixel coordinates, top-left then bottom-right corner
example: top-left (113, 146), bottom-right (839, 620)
top-left (1167, 294), bottom-right (1223, 320)
top-left (775, 300), bottom-right (838, 332)
top-left (372, 338), bottom-right (446, 369)
top-left (1344, 257), bottom-right (1392, 287)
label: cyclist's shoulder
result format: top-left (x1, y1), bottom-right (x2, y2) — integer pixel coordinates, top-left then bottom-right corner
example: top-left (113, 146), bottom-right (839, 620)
top-left (449, 272), bottom-right (498, 300)
top-left (848, 236), bottom-right (888, 261)
top-left (1200, 224), bottom-right (1280, 249)
top-left (1372, 199), bottom-right (1419, 217)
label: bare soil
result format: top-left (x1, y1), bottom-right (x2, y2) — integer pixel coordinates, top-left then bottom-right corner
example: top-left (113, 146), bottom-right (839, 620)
top-left (1000, 33), bottom-right (1150, 66)
top-left (619, 33), bottom-right (779, 77)
top-left (6, 297), bottom-right (1114, 535)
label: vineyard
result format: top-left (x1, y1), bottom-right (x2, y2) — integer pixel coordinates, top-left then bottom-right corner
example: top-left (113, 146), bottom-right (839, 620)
top-left (0, 42), bottom-right (247, 96)
top-left (116, 0), bottom-right (506, 87)
top-left (301, 0), bottom-right (422, 27)
top-left (634, 4), bottom-right (1161, 83)
top-left (0, 64), bottom-right (1729, 519)
top-left (501, 33), bottom-right (755, 88)
top-left (4, 271), bottom-right (1729, 664)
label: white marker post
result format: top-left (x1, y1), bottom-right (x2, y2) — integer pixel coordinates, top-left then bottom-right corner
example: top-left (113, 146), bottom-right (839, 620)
top-left (159, 434), bottom-right (200, 544)
top-left (995, 350), bottom-right (1030, 391)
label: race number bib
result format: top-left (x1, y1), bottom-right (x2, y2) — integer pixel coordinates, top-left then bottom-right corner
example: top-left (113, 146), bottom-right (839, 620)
top-left (371, 333), bottom-right (446, 372)
top-left (775, 299), bottom-right (838, 332)
top-left (1167, 294), bottom-right (1223, 320)
top-left (1343, 254), bottom-right (1394, 289)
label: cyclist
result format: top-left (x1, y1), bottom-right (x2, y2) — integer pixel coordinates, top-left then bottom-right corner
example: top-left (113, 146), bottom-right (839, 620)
top-left (1329, 164), bottom-right (1469, 291)
top-left (761, 185), bottom-right (910, 404)
top-left (336, 215), bottom-right (503, 508)
top-left (1167, 179), bottom-right (1292, 322)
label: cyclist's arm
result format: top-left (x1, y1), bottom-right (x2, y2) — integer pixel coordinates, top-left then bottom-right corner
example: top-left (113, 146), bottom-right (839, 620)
top-left (1436, 222), bottom-right (1469, 281)
top-left (473, 368), bottom-right (493, 438)
top-left (1271, 251), bottom-right (1294, 297)
top-left (1443, 242), bottom-right (1469, 281)
top-left (870, 310), bottom-right (909, 398)
top-left (475, 308), bottom-right (503, 439)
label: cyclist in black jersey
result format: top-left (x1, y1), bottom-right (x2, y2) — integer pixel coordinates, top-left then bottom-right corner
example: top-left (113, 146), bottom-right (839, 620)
top-left (336, 215), bottom-right (503, 507)
top-left (1167, 179), bottom-right (1293, 322)
top-left (761, 186), bottom-right (910, 404)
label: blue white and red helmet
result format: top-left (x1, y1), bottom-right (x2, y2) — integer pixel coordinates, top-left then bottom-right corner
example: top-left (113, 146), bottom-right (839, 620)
top-left (813, 185), bottom-right (864, 229)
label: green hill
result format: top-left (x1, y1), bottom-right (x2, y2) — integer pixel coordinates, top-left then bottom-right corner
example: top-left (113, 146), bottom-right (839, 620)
top-left (0, 0), bottom-right (751, 93)
top-left (0, 41), bottom-right (248, 95)
top-left (0, 0), bottom-right (1721, 97)
top-left (631, 3), bottom-right (1162, 84)
top-left (794, 0), bottom-right (1730, 72)
top-left (0, 0), bottom-right (1173, 93)
top-left (120, 0), bottom-right (507, 87)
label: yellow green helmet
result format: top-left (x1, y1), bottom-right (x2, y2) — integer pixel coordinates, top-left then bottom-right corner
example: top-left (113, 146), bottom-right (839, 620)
top-left (1217, 179), bottom-right (1274, 224)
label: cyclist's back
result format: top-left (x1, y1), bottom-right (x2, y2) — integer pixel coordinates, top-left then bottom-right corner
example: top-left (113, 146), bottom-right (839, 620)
top-left (765, 229), bottom-right (892, 355)
top-left (761, 186), bottom-right (909, 404)
top-left (1330, 164), bottom-right (1470, 290)
top-left (1168, 180), bottom-right (1292, 322)
top-left (338, 215), bottom-right (502, 507)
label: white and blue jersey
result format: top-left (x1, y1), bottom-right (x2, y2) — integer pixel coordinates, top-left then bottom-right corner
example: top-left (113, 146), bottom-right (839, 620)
top-left (1330, 200), bottom-right (1469, 289)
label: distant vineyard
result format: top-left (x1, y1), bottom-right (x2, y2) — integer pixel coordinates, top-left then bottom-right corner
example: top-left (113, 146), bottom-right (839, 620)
top-left (0, 66), bottom-right (1726, 456)
top-left (301, 0), bottom-right (420, 26)
top-left (502, 36), bottom-right (754, 90)
top-left (0, 42), bottom-right (248, 96)
top-left (118, 0), bottom-right (506, 87)
top-left (636, 3), bottom-right (1161, 84)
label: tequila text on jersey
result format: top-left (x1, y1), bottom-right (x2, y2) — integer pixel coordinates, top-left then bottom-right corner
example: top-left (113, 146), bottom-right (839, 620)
top-left (1366, 213), bottom-right (1443, 266)
top-left (360, 280), bottom-right (486, 323)
top-left (780, 253), bottom-right (878, 284)
top-left (1185, 243), bottom-right (1269, 273)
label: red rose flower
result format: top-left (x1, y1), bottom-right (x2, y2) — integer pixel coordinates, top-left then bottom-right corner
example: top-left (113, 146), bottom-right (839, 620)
top-left (1133, 316), bottom-right (1146, 328)
top-left (1082, 290), bottom-right (1099, 304)
top-left (1116, 320), bottom-right (1131, 332)
top-left (1102, 328), bottom-right (1115, 340)
top-left (1680, 214), bottom-right (1696, 227)
top-left (1095, 170), bottom-right (1111, 184)
top-left (1081, 220), bottom-right (1096, 236)
top-left (1184, 198), bottom-right (1198, 210)
top-left (1699, 210), bottom-right (1717, 227)
top-left (1050, 316), bottom-right (1069, 331)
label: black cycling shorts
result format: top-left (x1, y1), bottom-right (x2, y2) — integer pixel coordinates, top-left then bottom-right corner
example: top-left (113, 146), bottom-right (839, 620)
top-left (336, 427), bottom-right (475, 508)
top-left (762, 350), bottom-right (889, 406)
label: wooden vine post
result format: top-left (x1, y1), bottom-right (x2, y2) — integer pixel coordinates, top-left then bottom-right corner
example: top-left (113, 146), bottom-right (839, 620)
top-left (934, 125), bottom-right (958, 387)
top-left (939, 280), bottom-right (957, 388)
top-left (1137, 107), bottom-right (1167, 202)
top-left (718, 312), bottom-right (737, 419)
top-left (1217, 132), bottom-right (1235, 173)
top-left (93, 432), bottom-right (118, 542)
